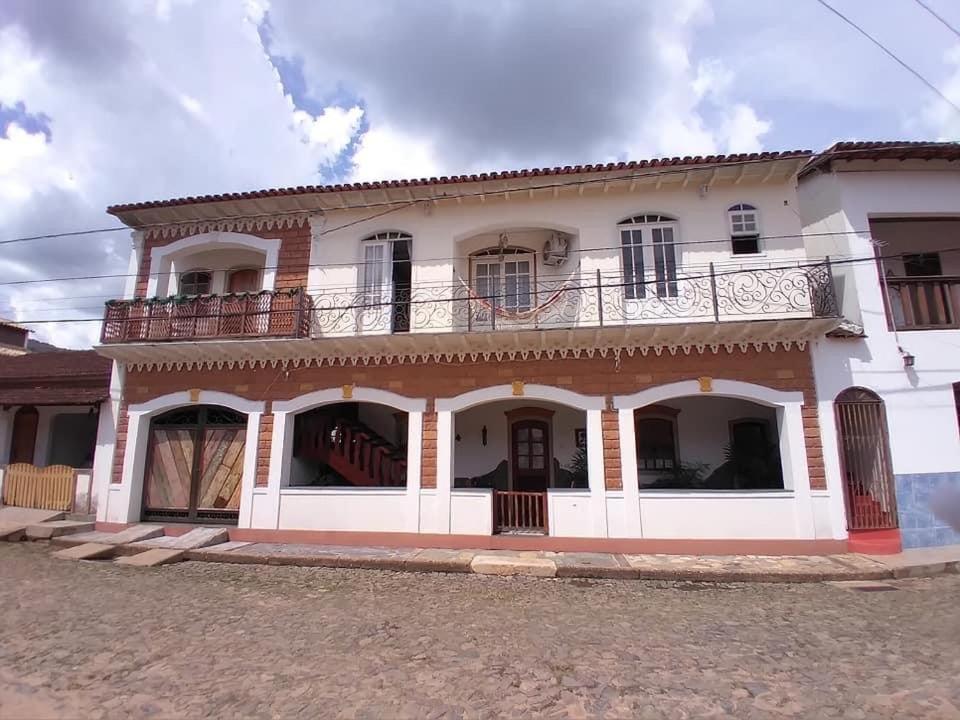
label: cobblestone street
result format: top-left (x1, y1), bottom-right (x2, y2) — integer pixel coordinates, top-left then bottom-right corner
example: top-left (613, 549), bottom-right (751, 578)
top-left (2, 543), bottom-right (959, 719)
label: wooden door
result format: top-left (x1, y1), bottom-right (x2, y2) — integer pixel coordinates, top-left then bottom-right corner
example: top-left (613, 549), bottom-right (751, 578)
top-left (10, 406), bottom-right (39, 464)
top-left (511, 420), bottom-right (550, 492)
top-left (142, 406), bottom-right (246, 523)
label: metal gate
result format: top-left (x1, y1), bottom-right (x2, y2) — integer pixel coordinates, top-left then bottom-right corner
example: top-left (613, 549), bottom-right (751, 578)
top-left (834, 388), bottom-right (898, 530)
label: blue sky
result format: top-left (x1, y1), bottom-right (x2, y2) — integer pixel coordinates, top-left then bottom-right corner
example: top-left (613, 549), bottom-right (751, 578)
top-left (0, 0), bottom-right (957, 347)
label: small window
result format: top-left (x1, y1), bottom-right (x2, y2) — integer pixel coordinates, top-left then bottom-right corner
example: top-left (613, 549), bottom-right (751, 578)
top-left (618, 214), bottom-right (679, 299)
top-left (227, 268), bottom-right (261, 293)
top-left (903, 252), bottom-right (942, 277)
top-left (635, 417), bottom-right (677, 471)
top-left (179, 270), bottom-right (212, 295)
top-left (728, 203), bottom-right (760, 255)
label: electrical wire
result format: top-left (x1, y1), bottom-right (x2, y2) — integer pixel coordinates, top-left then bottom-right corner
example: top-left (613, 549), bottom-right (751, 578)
top-left (0, 142), bottom-right (951, 250)
top-left (10, 246), bottom-right (957, 325)
top-left (911, 0), bottom-right (960, 40)
top-left (0, 229), bottom-right (876, 289)
top-left (815, 0), bottom-right (960, 115)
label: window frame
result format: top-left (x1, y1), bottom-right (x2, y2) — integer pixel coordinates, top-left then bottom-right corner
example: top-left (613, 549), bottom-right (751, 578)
top-left (178, 269), bottom-right (213, 296)
top-left (727, 203), bottom-right (761, 256)
top-left (226, 266), bottom-right (263, 294)
top-left (617, 214), bottom-right (680, 300)
top-left (634, 405), bottom-right (680, 473)
top-left (471, 253), bottom-right (535, 312)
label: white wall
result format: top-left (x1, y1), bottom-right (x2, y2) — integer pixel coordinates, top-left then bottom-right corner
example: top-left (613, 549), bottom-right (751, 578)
top-left (450, 489), bottom-right (493, 535)
top-left (548, 490), bottom-right (594, 537)
top-left (801, 168), bottom-right (960, 477)
top-left (453, 399), bottom-right (584, 482)
top-left (658, 396), bottom-right (778, 472)
top-left (277, 488), bottom-right (409, 532)
top-left (310, 178), bottom-right (808, 335)
top-left (639, 493), bottom-right (798, 539)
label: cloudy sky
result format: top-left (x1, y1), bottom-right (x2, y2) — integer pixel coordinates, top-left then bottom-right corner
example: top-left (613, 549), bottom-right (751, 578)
top-left (1, 0), bottom-right (958, 348)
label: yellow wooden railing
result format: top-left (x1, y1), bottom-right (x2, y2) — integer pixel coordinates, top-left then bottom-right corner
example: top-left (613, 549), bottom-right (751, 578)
top-left (2, 464), bottom-right (76, 512)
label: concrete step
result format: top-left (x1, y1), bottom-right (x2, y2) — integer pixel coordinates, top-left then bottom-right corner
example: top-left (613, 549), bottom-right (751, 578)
top-left (0, 508), bottom-right (66, 541)
top-left (52, 542), bottom-right (116, 560)
top-left (470, 552), bottom-right (557, 577)
top-left (115, 548), bottom-right (185, 567)
top-left (25, 520), bottom-right (95, 540)
top-left (129, 527), bottom-right (229, 551)
top-left (56, 524), bottom-right (164, 548)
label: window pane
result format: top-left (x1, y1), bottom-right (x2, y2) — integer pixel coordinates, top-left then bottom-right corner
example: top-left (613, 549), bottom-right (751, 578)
top-left (531, 442), bottom-right (544, 456)
top-left (732, 236), bottom-right (760, 255)
top-left (652, 227), bottom-right (677, 298)
top-left (518, 456), bottom-right (529, 469)
top-left (363, 244), bottom-right (386, 295)
top-left (532, 456), bottom-right (544, 469)
top-left (621, 229), bottom-right (645, 299)
top-left (516, 427), bottom-right (528, 441)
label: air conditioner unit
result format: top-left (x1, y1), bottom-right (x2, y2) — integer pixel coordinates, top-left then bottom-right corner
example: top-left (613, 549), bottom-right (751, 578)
top-left (542, 232), bottom-right (570, 266)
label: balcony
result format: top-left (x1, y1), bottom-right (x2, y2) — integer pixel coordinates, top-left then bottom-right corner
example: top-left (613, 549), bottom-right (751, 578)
top-left (885, 276), bottom-right (960, 330)
top-left (101, 288), bottom-right (311, 344)
top-left (97, 263), bottom-right (840, 367)
top-left (312, 261), bottom-right (839, 335)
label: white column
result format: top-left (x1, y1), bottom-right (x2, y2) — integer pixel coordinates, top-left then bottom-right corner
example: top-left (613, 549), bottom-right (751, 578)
top-left (237, 411), bottom-right (262, 529)
top-left (779, 403), bottom-right (816, 539)
top-left (617, 408), bottom-right (643, 537)
top-left (264, 411), bottom-right (292, 529)
top-left (405, 411), bottom-right (423, 533)
top-left (102, 410), bottom-right (148, 524)
top-left (585, 409), bottom-right (609, 537)
top-left (434, 409), bottom-right (454, 533)
top-left (89, 399), bottom-right (116, 516)
top-left (816, 397), bottom-right (851, 540)
top-left (124, 231), bottom-right (144, 299)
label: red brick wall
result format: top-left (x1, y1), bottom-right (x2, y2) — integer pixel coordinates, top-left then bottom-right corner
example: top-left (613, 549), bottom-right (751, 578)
top-left (135, 223), bottom-right (311, 297)
top-left (112, 347), bottom-right (826, 490)
top-left (601, 409), bottom-right (622, 491)
top-left (255, 412), bottom-right (273, 488)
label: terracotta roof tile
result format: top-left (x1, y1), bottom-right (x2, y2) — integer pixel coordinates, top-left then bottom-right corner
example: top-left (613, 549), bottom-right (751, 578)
top-left (106, 150), bottom-right (812, 214)
top-left (799, 140), bottom-right (960, 177)
top-left (0, 350), bottom-right (112, 383)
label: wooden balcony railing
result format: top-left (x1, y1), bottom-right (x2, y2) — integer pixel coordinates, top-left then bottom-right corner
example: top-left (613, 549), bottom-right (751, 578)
top-left (101, 288), bottom-right (311, 344)
top-left (885, 276), bottom-right (960, 330)
top-left (494, 490), bottom-right (548, 534)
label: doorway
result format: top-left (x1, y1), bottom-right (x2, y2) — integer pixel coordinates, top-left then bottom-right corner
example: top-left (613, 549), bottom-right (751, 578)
top-left (10, 406), bottom-right (39, 464)
top-left (142, 405), bottom-right (247, 523)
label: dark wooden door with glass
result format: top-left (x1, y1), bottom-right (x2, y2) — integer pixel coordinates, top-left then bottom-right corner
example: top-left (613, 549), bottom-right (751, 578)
top-left (511, 420), bottom-right (550, 491)
top-left (142, 405), bottom-right (247, 524)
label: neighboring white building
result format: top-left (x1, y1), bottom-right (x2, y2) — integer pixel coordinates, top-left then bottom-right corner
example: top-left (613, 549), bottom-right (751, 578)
top-left (799, 141), bottom-right (960, 551)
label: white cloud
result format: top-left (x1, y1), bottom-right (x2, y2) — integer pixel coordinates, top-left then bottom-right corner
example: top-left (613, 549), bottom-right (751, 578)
top-left (348, 125), bottom-right (442, 182)
top-left (0, 0), bottom-right (364, 347)
top-left (921, 44), bottom-right (960, 140)
top-left (720, 104), bottom-right (772, 153)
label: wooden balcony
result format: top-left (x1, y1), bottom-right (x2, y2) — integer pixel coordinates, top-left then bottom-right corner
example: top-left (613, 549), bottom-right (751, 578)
top-left (101, 288), bottom-right (311, 344)
top-left (885, 276), bottom-right (960, 330)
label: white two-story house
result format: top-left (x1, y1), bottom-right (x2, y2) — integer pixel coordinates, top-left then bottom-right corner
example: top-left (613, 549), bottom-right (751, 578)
top-left (800, 141), bottom-right (960, 552)
top-left (91, 150), bottom-right (850, 553)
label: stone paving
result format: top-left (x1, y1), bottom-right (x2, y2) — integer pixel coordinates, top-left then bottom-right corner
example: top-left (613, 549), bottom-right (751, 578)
top-left (3, 542), bottom-right (960, 718)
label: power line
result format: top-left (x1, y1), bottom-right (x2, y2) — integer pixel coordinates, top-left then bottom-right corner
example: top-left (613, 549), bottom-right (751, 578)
top-left (815, 0), bottom-right (960, 115)
top-left (0, 142), bottom-right (950, 250)
top-left (911, 0), bottom-right (960, 40)
top-left (0, 229), bottom-right (875, 289)
top-left (10, 246), bottom-right (958, 325)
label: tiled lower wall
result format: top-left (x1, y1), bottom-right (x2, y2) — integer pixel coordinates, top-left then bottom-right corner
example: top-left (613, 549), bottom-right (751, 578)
top-left (895, 472), bottom-right (960, 548)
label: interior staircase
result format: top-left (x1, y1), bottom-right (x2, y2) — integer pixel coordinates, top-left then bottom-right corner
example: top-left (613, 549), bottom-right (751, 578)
top-left (295, 414), bottom-right (407, 487)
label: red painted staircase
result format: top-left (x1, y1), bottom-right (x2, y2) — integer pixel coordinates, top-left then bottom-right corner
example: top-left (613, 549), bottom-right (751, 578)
top-left (847, 493), bottom-right (901, 554)
top-left (296, 414), bottom-right (407, 487)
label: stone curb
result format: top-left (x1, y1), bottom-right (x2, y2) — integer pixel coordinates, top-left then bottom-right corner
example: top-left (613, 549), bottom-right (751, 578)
top-left (39, 538), bottom-right (960, 583)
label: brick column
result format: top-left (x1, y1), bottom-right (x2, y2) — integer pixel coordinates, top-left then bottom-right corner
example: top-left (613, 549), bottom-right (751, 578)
top-left (601, 408), bottom-right (622, 491)
top-left (255, 412), bottom-right (273, 487)
top-left (420, 403), bottom-right (437, 489)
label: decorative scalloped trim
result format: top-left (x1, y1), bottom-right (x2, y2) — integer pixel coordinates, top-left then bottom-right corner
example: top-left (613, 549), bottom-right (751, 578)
top-left (143, 213), bottom-right (310, 241)
top-left (122, 339), bottom-right (808, 372)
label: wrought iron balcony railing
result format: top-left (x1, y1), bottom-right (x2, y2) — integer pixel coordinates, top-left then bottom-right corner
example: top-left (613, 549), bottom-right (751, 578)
top-left (100, 263), bottom-right (838, 344)
top-left (101, 288), bottom-right (311, 343)
top-left (312, 261), bottom-right (839, 336)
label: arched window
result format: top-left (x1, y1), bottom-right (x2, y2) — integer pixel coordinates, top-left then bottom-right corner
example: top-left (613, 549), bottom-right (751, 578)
top-left (634, 405), bottom-right (680, 472)
top-left (618, 214), bottom-right (678, 299)
top-left (178, 269), bottom-right (212, 295)
top-left (728, 203), bottom-right (760, 255)
top-left (360, 231), bottom-right (413, 333)
top-left (834, 388), bottom-right (898, 530)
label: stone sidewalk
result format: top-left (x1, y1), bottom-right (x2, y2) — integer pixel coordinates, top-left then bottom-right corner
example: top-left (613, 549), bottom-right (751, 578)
top-left (46, 526), bottom-right (960, 582)
top-left (173, 540), bottom-right (960, 582)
